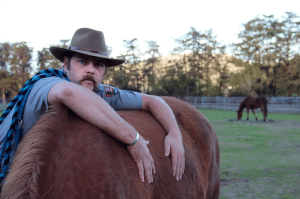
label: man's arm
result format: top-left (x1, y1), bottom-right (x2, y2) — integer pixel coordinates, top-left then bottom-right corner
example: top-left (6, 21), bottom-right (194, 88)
top-left (140, 93), bottom-right (185, 181)
top-left (48, 81), bottom-right (155, 183)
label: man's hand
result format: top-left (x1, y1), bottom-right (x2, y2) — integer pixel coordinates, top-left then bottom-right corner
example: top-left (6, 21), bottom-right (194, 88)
top-left (127, 136), bottom-right (156, 184)
top-left (164, 131), bottom-right (185, 181)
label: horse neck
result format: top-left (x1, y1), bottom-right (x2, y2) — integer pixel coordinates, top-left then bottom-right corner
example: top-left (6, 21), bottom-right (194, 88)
top-left (238, 100), bottom-right (246, 113)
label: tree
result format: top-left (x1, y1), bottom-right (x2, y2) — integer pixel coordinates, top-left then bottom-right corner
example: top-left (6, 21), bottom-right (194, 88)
top-left (143, 40), bottom-right (161, 93)
top-left (9, 42), bottom-right (32, 90)
top-left (232, 12), bottom-right (300, 96)
top-left (121, 38), bottom-right (142, 91)
top-left (0, 70), bottom-right (11, 103)
top-left (37, 40), bottom-right (70, 71)
top-left (0, 42), bottom-right (10, 69)
top-left (0, 43), bottom-right (11, 102)
top-left (172, 27), bottom-right (225, 96)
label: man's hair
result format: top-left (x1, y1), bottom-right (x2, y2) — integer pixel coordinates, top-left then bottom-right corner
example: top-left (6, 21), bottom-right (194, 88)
top-left (65, 53), bottom-right (74, 70)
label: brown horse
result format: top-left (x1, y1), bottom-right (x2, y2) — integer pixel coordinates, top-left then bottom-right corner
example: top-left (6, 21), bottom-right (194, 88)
top-left (1, 97), bottom-right (220, 199)
top-left (237, 96), bottom-right (268, 122)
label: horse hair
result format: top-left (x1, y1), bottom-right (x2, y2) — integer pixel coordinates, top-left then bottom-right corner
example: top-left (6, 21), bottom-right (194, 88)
top-left (1, 97), bottom-right (220, 199)
top-left (237, 95), bottom-right (268, 122)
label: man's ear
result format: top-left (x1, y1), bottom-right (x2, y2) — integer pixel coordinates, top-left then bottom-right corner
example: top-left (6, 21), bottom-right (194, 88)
top-left (63, 56), bottom-right (69, 70)
top-left (103, 68), bottom-right (106, 77)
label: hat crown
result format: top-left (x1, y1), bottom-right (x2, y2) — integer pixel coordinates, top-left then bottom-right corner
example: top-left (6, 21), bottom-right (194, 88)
top-left (49, 28), bottom-right (125, 67)
top-left (70, 28), bottom-right (108, 56)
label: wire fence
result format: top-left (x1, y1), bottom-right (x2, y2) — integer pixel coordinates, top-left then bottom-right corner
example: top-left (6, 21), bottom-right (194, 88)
top-left (184, 96), bottom-right (300, 114)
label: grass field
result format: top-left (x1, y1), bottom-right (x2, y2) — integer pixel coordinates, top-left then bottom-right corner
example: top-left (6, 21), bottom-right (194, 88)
top-left (1, 108), bottom-right (299, 198)
top-left (199, 109), bottom-right (300, 198)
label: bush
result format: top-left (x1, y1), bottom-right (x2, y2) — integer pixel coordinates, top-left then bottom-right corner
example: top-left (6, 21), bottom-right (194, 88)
top-left (275, 85), bottom-right (287, 96)
top-left (228, 90), bottom-right (246, 97)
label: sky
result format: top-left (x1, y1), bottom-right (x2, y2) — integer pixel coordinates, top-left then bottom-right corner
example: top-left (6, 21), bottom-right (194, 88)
top-left (0, 0), bottom-right (300, 65)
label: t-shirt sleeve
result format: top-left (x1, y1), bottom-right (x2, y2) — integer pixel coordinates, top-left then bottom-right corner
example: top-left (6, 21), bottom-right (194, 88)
top-left (97, 84), bottom-right (143, 111)
top-left (114, 89), bottom-right (143, 110)
top-left (22, 77), bottom-right (67, 133)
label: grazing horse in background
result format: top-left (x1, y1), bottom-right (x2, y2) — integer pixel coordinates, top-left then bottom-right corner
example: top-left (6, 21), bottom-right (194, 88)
top-left (237, 95), bottom-right (268, 122)
top-left (1, 97), bottom-right (220, 199)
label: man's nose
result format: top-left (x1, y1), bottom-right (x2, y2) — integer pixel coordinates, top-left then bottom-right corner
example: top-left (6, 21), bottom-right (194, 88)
top-left (86, 63), bottom-right (95, 74)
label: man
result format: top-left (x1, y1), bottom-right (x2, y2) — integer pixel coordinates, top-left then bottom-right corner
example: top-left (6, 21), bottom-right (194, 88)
top-left (0, 28), bottom-right (185, 184)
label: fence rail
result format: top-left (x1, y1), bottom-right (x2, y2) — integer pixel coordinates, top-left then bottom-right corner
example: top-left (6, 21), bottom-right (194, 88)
top-left (1, 97), bottom-right (300, 114)
top-left (184, 96), bottom-right (300, 114)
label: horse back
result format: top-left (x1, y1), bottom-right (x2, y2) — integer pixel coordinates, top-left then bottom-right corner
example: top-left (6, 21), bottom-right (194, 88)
top-left (1, 97), bottom-right (220, 199)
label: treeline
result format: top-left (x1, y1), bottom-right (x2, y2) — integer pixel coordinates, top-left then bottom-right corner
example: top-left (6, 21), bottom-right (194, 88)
top-left (1, 12), bottom-right (300, 103)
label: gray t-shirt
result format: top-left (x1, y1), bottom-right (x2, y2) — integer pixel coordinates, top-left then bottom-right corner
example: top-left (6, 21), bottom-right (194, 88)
top-left (0, 76), bottom-right (143, 150)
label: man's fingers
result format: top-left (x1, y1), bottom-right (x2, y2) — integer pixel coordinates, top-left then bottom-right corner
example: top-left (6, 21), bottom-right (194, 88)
top-left (170, 145), bottom-right (185, 181)
top-left (143, 158), bottom-right (153, 183)
top-left (165, 138), bottom-right (171, 156)
top-left (136, 161), bottom-right (145, 182)
top-left (151, 157), bottom-right (156, 174)
top-left (175, 156), bottom-right (181, 181)
top-left (163, 134), bottom-right (185, 181)
top-left (172, 150), bottom-right (178, 178)
top-left (128, 137), bottom-right (155, 184)
top-left (176, 155), bottom-right (184, 181)
top-left (180, 155), bottom-right (185, 180)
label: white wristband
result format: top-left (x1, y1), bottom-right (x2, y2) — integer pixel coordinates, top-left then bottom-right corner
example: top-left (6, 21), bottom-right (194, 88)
top-left (128, 132), bottom-right (140, 146)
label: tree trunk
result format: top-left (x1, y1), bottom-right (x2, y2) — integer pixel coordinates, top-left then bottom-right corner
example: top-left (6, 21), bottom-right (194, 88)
top-left (2, 88), bottom-right (6, 104)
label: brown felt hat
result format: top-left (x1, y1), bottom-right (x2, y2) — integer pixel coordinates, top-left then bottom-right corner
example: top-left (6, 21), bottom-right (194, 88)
top-left (50, 28), bottom-right (125, 67)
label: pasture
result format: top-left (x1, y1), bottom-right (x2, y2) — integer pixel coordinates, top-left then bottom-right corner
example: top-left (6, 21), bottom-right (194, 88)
top-left (199, 109), bottom-right (300, 198)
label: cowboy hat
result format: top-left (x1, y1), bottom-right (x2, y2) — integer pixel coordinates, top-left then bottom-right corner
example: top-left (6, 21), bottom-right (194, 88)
top-left (50, 28), bottom-right (125, 67)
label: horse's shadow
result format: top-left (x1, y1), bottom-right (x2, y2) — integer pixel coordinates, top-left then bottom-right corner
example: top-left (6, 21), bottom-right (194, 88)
top-left (227, 118), bottom-right (276, 123)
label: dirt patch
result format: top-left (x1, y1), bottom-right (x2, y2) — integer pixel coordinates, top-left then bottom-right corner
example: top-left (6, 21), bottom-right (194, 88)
top-left (221, 177), bottom-right (249, 186)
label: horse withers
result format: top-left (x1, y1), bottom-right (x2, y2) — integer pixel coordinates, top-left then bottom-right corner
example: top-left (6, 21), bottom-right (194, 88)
top-left (237, 96), bottom-right (268, 122)
top-left (1, 97), bottom-right (220, 199)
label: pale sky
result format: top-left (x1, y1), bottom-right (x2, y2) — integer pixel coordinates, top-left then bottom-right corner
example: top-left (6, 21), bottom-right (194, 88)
top-left (0, 0), bottom-right (300, 64)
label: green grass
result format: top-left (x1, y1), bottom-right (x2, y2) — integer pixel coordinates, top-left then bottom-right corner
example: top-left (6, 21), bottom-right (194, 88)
top-left (199, 108), bottom-right (300, 198)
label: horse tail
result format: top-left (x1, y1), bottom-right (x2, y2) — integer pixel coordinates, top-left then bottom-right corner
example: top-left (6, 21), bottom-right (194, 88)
top-left (263, 96), bottom-right (268, 121)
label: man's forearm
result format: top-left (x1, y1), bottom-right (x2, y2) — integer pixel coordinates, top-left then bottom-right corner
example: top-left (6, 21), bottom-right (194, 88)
top-left (142, 95), bottom-right (181, 137)
top-left (59, 85), bottom-right (136, 144)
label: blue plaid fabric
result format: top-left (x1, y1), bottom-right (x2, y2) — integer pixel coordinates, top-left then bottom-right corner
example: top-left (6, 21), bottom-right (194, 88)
top-left (0, 69), bottom-right (69, 184)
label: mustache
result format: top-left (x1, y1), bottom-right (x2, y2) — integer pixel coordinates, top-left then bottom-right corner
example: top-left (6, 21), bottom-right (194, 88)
top-left (80, 75), bottom-right (97, 85)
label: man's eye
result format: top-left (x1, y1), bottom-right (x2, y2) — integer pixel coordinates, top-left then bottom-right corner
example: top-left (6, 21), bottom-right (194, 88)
top-left (79, 60), bottom-right (86, 64)
top-left (96, 63), bottom-right (105, 68)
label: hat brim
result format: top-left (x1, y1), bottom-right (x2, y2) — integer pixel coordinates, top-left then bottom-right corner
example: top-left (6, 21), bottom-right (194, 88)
top-left (49, 47), bottom-right (125, 67)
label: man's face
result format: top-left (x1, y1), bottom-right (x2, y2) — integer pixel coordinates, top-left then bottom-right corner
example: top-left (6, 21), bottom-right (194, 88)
top-left (63, 54), bottom-right (106, 91)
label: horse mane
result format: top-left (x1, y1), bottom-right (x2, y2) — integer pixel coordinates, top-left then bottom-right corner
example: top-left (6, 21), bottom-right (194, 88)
top-left (1, 104), bottom-right (71, 198)
top-left (237, 97), bottom-right (247, 113)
